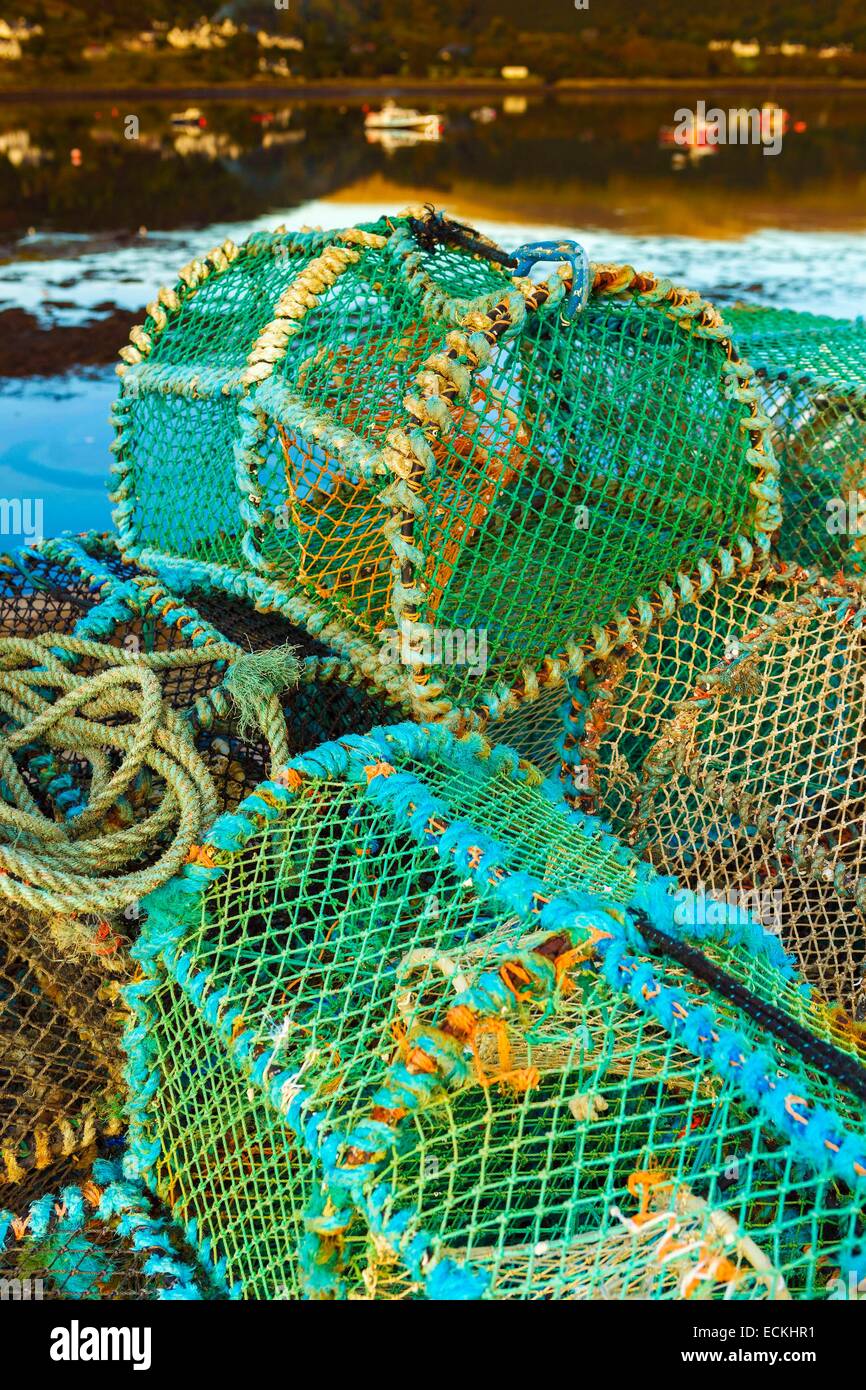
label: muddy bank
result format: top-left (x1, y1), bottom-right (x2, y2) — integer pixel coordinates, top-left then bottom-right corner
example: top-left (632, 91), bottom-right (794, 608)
top-left (0, 306), bottom-right (139, 377)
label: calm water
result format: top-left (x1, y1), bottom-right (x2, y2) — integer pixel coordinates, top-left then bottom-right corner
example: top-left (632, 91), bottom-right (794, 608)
top-left (1, 92), bottom-right (864, 538)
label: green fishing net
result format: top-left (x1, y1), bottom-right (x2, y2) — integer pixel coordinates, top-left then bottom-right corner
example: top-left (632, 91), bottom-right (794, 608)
top-left (110, 211), bottom-right (778, 723)
top-left (728, 306), bottom-right (866, 573)
top-left (562, 564), bottom-right (866, 1023)
top-left (0, 533), bottom-right (415, 1201)
top-left (124, 724), bottom-right (866, 1301)
top-left (322, 927), bottom-right (864, 1303)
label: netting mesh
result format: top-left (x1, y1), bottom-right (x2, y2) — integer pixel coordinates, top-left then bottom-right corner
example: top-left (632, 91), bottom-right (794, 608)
top-left (6, 231), bottom-right (866, 1305)
top-left (125, 726), bottom-right (866, 1301)
top-left (0, 536), bottom-right (420, 1211)
top-left (0, 905), bottom-right (126, 1189)
top-left (0, 550), bottom-right (97, 638)
top-left (564, 566), bottom-right (866, 1022)
top-left (728, 306), bottom-right (866, 574)
top-left (145, 560), bottom-right (575, 775)
top-left (111, 215), bottom-right (776, 712)
top-left (331, 934), bottom-right (864, 1302)
top-left (0, 1158), bottom-right (214, 1299)
top-left (5, 538), bottom-right (404, 820)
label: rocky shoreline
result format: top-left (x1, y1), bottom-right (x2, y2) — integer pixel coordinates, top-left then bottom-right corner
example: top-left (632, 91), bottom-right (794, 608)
top-left (0, 306), bottom-right (139, 377)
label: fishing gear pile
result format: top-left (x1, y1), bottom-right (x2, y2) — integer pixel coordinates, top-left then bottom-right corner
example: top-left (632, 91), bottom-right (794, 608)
top-left (108, 208), bottom-right (780, 747)
top-left (1, 210), bottom-right (865, 1302)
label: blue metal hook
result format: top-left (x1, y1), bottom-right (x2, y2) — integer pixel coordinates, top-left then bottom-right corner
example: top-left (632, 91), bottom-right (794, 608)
top-left (509, 239), bottom-right (591, 320)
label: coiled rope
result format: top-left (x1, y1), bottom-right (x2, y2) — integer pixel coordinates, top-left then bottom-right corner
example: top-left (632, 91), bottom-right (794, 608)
top-left (0, 633), bottom-right (299, 915)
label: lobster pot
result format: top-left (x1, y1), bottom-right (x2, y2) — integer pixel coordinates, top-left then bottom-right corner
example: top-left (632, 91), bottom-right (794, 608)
top-left (728, 306), bottom-right (866, 574)
top-left (563, 566), bottom-right (866, 1019)
top-left (0, 907), bottom-right (126, 1192)
top-left (0, 1159), bottom-right (214, 1300)
top-left (110, 213), bottom-right (778, 723)
top-left (123, 723), bottom-right (864, 1300)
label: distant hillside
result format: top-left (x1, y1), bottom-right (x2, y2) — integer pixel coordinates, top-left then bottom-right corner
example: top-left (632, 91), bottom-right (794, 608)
top-left (10, 0), bottom-right (866, 45)
top-left (4, 0), bottom-right (865, 85)
top-left (482, 0), bottom-right (866, 46)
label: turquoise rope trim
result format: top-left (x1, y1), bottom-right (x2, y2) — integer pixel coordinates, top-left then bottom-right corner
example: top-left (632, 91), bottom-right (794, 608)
top-left (0, 1158), bottom-right (215, 1300)
top-left (308, 905), bottom-right (866, 1297)
top-left (38, 532), bottom-right (126, 592)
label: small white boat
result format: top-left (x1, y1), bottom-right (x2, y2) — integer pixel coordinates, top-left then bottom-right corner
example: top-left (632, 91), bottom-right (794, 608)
top-left (364, 101), bottom-right (442, 136)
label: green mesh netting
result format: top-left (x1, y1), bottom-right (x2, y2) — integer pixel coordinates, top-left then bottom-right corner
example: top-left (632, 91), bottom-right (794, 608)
top-left (144, 552), bottom-right (574, 775)
top-left (728, 306), bottom-right (866, 573)
top-left (124, 724), bottom-right (866, 1301)
top-left (323, 928), bottom-right (864, 1302)
top-left (110, 212), bottom-right (777, 714)
top-left (0, 1158), bottom-right (214, 1299)
top-left (563, 565), bottom-right (866, 1023)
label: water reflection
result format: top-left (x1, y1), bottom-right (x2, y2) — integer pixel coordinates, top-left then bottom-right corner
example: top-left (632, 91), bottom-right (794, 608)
top-left (1, 92), bottom-right (865, 245)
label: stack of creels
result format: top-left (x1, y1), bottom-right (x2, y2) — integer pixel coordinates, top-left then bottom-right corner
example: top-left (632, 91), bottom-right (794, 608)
top-left (0, 1157), bottom-right (217, 1299)
top-left (107, 210), bottom-right (780, 773)
top-left (727, 305), bottom-right (866, 575)
top-left (562, 563), bottom-right (866, 1024)
top-left (121, 723), bottom-right (865, 1301)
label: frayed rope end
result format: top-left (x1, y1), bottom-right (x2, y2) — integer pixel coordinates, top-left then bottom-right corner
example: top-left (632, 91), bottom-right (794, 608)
top-left (224, 644), bottom-right (301, 741)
